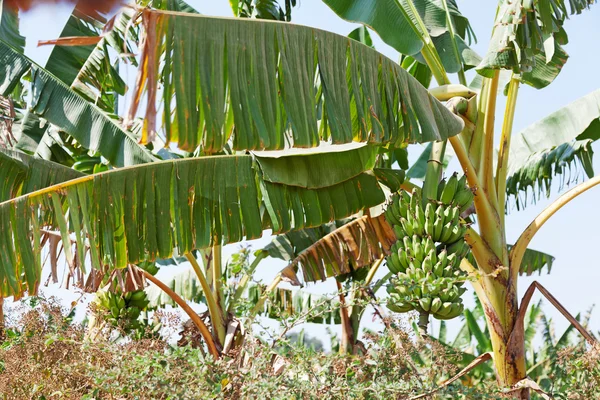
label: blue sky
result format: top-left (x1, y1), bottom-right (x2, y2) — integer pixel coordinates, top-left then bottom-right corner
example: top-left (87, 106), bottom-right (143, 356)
top-left (16, 1), bottom-right (600, 345)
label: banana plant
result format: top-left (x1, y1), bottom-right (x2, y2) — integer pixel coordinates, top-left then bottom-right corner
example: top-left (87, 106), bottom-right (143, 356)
top-left (319, 0), bottom-right (600, 396)
top-left (0, 0), bottom-right (464, 360)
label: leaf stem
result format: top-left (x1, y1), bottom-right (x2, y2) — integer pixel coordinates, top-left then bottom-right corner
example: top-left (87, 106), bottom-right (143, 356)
top-left (395, 0), bottom-right (450, 85)
top-left (141, 269), bottom-right (220, 359)
top-left (510, 175), bottom-right (600, 281)
top-left (440, 0), bottom-right (466, 85)
top-left (212, 245), bottom-right (225, 312)
top-left (337, 280), bottom-right (355, 354)
top-left (495, 76), bottom-right (520, 229)
top-left (185, 252), bottom-right (227, 346)
top-left (422, 140), bottom-right (447, 205)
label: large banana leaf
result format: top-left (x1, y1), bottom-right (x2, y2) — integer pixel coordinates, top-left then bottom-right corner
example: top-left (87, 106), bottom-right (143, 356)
top-left (0, 39), bottom-right (155, 167)
top-left (477, 0), bottom-right (594, 85)
top-left (321, 0), bottom-right (477, 73)
top-left (130, 10), bottom-right (463, 152)
top-left (0, 148), bottom-right (84, 202)
top-left (506, 89), bottom-right (600, 207)
top-left (0, 2), bottom-right (24, 53)
top-left (45, 0), bottom-right (198, 109)
top-left (0, 153), bottom-right (386, 298)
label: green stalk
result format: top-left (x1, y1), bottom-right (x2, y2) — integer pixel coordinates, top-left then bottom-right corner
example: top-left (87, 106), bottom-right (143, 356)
top-left (228, 251), bottom-right (268, 313)
top-left (185, 252), bottom-right (226, 346)
top-left (212, 245), bottom-right (225, 312)
top-left (394, 0), bottom-right (450, 86)
top-left (440, 0), bottom-right (466, 85)
top-left (394, 0), bottom-right (451, 203)
top-left (496, 76), bottom-right (520, 230)
top-left (422, 140), bottom-right (447, 205)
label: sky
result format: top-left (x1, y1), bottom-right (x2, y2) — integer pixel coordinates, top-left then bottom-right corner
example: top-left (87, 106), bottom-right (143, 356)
top-left (13, 1), bottom-right (600, 348)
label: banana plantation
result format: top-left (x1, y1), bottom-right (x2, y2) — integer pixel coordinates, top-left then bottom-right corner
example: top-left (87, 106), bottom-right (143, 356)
top-left (0, 0), bottom-right (599, 398)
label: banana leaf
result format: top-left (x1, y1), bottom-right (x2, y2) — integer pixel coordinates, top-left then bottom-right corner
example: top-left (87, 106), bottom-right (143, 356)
top-left (477, 0), bottom-right (593, 85)
top-left (0, 38), bottom-right (156, 167)
top-left (506, 89), bottom-right (600, 208)
top-left (0, 148), bottom-right (84, 202)
top-left (0, 2), bottom-right (24, 53)
top-left (0, 152), bottom-right (387, 298)
top-left (130, 9), bottom-right (463, 152)
top-left (322, 0), bottom-right (477, 73)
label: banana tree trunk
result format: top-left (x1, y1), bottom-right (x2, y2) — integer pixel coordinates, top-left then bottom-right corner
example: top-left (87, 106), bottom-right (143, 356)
top-left (481, 274), bottom-right (528, 398)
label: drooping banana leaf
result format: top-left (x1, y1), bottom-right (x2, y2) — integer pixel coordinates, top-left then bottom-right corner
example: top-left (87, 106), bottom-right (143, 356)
top-left (236, 0), bottom-right (297, 21)
top-left (130, 9), bottom-right (463, 151)
top-left (321, 0), bottom-right (477, 73)
top-left (477, 0), bottom-right (594, 86)
top-left (277, 215), bottom-right (396, 283)
top-left (506, 89), bottom-right (600, 208)
top-left (0, 1), bottom-right (24, 54)
top-left (0, 152), bottom-right (387, 298)
top-left (0, 38), bottom-right (156, 167)
top-left (264, 219), bottom-right (350, 261)
top-left (0, 148), bottom-right (84, 202)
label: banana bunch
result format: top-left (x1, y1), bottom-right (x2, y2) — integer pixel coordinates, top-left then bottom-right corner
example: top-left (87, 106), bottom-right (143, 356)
top-left (383, 174), bottom-right (474, 320)
top-left (93, 289), bottom-right (150, 332)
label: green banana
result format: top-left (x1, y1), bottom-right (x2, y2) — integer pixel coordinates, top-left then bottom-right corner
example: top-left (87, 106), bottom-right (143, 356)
top-left (430, 298), bottom-right (442, 314)
top-left (424, 202), bottom-right (435, 236)
top-left (437, 179), bottom-right (446, 201)
top-left (439, 222), bottom-right (454, 243)
top-left (419, 297), bottom-right (432, 312)
top-left (440, 173), bottom-right (458, 204)
top-left (387, 302), bottom-right (414, 313)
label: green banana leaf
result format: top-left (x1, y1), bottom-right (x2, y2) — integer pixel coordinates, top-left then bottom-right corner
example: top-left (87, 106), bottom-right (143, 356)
top-left (131, 10), bottom-right (463, 153)
top-left (506, 89), bottom-right (600, 208)
top-left (0, 148), bottom-right (84, 202)
top-left (321, 0), bottom-right (477, 73)
top-left (0, 152), bottom-right (387, 298)
top-left (0, 38), bottom-right (155, 167)
top-left (255, 144), bottom-right (378, 189)
top-left (477, 0), bottom-right (593, 84)
top-left (0, 2), bottom-right (24, 54)
top-left (348, 25), bottom-right (373, 48)
top-left (264, 220), bottom-right (349, 262)
top-left (464, 309), bottom-right (492, 354)
top-left (146, 269), bottom-right (206, 307)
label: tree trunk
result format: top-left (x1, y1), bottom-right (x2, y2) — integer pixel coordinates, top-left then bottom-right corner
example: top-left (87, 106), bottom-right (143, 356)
top-left (483, 278), bottom-right (528, 399)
